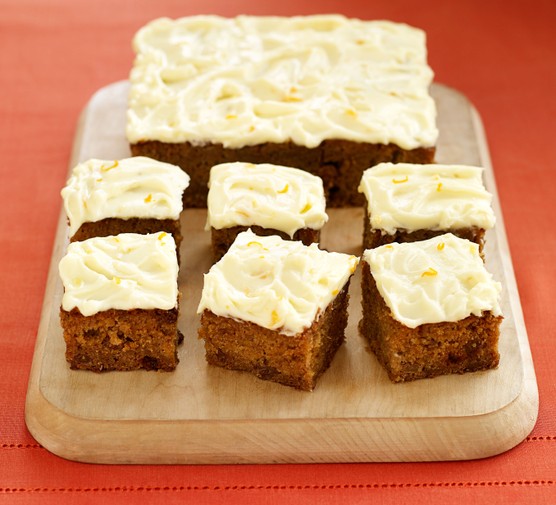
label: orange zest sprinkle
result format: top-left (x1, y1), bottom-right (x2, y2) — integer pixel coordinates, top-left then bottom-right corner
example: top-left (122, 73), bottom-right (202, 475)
top-left (421, 267), bottom-right (438, 277)
top-left (270, 310), bottom-right (280, 326)
top-left (392, 176), bottom-right (409, 184)
top-left (158, 232), bottom-right (167, 241)
top-left (113, 277), bottom-right (121, 285)
top-left (101, 160), bottom-right (119, 172)
top-left (437, 242), bottom-right (445, 251)
top-left (247, 241), bottom-right (262, 247)
top-left (277, 184), bottom-right (289, 194)
top-left (436, 182), bottom-right (443, 192)
top-left (283, 95), bottom-right (302, 102)
top-left (332, 289), bottom-right (339, 295)
top-left (346, 108), bottom-right (357, 117)
top-left (248, 126), bottom-right (255, 132)
top-left (144, 193), bottom-right (152, 203)
top-left (225, 114), bottom-right (237, 120)
top-left (300, 203), bottom-right (312, 214)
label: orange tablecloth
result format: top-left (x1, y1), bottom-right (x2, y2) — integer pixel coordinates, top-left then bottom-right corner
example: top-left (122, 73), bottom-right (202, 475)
top-left (2, 0), bottom-right (555, 503)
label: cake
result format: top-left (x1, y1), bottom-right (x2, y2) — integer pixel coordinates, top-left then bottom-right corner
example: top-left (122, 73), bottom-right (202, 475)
top-left (59, 232), bottom-right (181, 372)
top-left (197, 230), bottom-right (359, 390)
top-left (127, 15), bottom-right (438, 207)
top-left (206, 162), bottom-right (328, 260)
top-left (358, 163), bottom-right (496, 252)
top-left (360, 233), bottom-right (502, 382)
top-left (61, 157), bottom-right (190, 249)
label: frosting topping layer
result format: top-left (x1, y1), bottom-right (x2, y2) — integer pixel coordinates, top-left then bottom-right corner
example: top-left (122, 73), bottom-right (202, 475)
top-left (61, 157), bottom-right (190, 236)
top-left (358, 163), bottom-right (496, 234)
top-left (197, 230), bottom-right (359, 335)
top-left (127, 15), bottom-right (437, 149)
top-left (59, 232), bottom-right (179, 316)
top-left (364, 233), bottom-right (502, 328)
top-left (206, 162), bottom-right (328, 236)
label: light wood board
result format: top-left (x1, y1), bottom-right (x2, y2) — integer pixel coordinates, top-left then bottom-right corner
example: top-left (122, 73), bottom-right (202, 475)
top-left (25, 81), bottom-right (538, 464)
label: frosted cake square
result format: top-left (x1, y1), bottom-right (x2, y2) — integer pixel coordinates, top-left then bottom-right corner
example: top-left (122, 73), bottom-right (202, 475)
top-left (61, 156), bottom-right (189, 249)
top-left (59, 232), bottom-right (181, 372)
top-left (206, 162), bottom-right (328, 260)
top-left (127, 15), bottom-right (437, 207)
top-left (197, 230), bottom-right (359, 390)
top-left (358, 163), bottom-right (495, 252)
top-left (360, 233), bottom-right (502, 382)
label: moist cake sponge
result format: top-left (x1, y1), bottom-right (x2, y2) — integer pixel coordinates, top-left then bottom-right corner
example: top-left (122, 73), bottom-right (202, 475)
top-left (197, 230), bottom-right (359, 390)
top-left (59, 232), bottom-right (181, 372)
top-left (206, 162), bottom-right (328, 260)
top-left (61, 156), bottom-right (189, 249)
top-left (358, 163), bottom-right (495, 252)
top-left (360, 233), bottom-right (502, 382)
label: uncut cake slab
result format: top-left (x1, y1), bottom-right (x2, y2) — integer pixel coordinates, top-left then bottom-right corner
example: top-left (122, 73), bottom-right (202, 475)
top-left (26, 16), bottom-right (537, 464)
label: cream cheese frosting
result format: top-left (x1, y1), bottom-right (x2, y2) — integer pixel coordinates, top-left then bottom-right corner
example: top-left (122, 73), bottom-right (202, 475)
top-left (59, 232), bottom-right (179, 316)
top-left (127, 15), bottom-right (437, 150)
top-left (206, 162), bottom-right (328, 236)
top-left (197, 230), bottom-right (359, 336)
top-left (358, 163), bottom-right (496, 234)
top-left (364, 233), bottom-right (502, 328)
top-left (61, 157), bottom-right (190, 236)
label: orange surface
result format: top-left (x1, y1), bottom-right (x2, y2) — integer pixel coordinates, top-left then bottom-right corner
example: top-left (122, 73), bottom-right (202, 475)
top-left (1, 0), bottom-right (556, 503)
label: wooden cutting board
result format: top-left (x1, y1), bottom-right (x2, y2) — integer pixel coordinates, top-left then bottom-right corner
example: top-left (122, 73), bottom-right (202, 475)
top-left (25, 82), bottom-right (538, 464)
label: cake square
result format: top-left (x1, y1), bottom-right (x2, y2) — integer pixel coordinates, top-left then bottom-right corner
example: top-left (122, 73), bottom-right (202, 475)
top-left (360, 233), bottom-right (502, 382)
top-left (206, 162), bottom-right (328, 261)
top-left (61, 156), bottom-right (190, 249)
top-left (358, 163), bottom-right (496, 252)
top-left (59, 232), bottom-right (181, 372)
top-left (127, 15), bottom-right (437, 207)
top-left (197, 230), bottom-right (359, 390)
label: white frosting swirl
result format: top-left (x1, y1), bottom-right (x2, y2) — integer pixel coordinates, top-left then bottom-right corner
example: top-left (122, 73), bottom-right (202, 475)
top-left (61, 157), bottom-right (190, 236)
top-left (127, 15), bottom-right (437, 150)
top-left (59, 232), bottom-right (179, 316)
top-left (197, 230), bottom-right (359, 335)
top-left (206, 162), bottom-right (328, 236)
top-left (364, 233), bottom-right (502, 328)
top-left (358, 163), bottom-right (496, 234)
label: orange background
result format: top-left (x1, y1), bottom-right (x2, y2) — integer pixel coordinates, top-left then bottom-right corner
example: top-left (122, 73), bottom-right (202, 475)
top-left (1, 0), bottom-right (556, 503)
